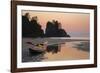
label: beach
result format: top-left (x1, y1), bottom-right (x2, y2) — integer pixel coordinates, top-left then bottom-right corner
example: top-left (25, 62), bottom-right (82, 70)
top-left (22, 37), bottom-right (90, 62)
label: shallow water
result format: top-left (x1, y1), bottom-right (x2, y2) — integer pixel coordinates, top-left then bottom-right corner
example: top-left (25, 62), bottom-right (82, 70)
top-left (22, 38), bottom-right (90, 62)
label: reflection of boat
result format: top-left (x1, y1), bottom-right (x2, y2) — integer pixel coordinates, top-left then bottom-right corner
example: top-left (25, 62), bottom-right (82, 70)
top-left (29, 48), bottom-right (44, 55)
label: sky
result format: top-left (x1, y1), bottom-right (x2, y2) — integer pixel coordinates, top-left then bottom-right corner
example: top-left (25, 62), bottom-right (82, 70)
top-left (22, 10), bottom-right (90, 37)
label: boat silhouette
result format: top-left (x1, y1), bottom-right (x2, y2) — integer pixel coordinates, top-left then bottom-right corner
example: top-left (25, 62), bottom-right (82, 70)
top-left (26, 42), bottom-right (45, 55)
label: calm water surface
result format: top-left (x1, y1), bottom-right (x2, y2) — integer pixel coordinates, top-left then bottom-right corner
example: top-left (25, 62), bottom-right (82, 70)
top-left (22, 37), bottom-right (90, 62)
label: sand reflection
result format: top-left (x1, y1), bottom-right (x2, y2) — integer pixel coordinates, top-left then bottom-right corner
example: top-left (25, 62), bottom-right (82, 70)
top-left (43, 41), bottom-right (89, 61)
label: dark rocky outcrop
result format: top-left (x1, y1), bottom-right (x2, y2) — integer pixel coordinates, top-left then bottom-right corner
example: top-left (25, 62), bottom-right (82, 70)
top-left (22, 14), bottom-right (32, 37)
top-left (30, 17), bottom-right (44, 37)
top-left (22, 13), bottom-right (44, 37)
top-left (22, 13), bottom-right (70, 38)
top-left (45, 20), bottom-right (70, 37)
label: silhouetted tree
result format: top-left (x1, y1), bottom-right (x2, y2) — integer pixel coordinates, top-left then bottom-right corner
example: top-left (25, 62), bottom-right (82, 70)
top-left (22, 13), bottom-right (44, 37)
top-left (45, 21), bottom-right (56, 37)
top-left (22, 13), bottom-right (32, 37)
top-left (45, 20), bottom-right (70, 37)
top-left (22, 13), bottom-right (70, 37)
top-left (58, 29), bottom-right (69, 37)
top-left (30, 16), bottom-right (44, 37)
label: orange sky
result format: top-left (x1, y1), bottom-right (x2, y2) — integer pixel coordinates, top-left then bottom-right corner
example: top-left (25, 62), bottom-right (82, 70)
top-left (22, 10), bottom-right (90, 37)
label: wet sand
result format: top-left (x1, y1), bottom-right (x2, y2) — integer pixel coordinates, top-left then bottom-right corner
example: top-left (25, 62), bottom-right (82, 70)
top-left (22, 38), bottom-right (90, 62)
top-left (43, 42), bottom-right (89, 61)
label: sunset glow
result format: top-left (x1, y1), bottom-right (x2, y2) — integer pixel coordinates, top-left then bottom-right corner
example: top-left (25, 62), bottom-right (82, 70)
top-left (22, 11), bottom-right (90, 37)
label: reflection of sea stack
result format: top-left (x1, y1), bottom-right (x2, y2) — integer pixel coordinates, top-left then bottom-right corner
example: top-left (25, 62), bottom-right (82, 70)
top-left (45, 20), bottom-right (70, 37)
